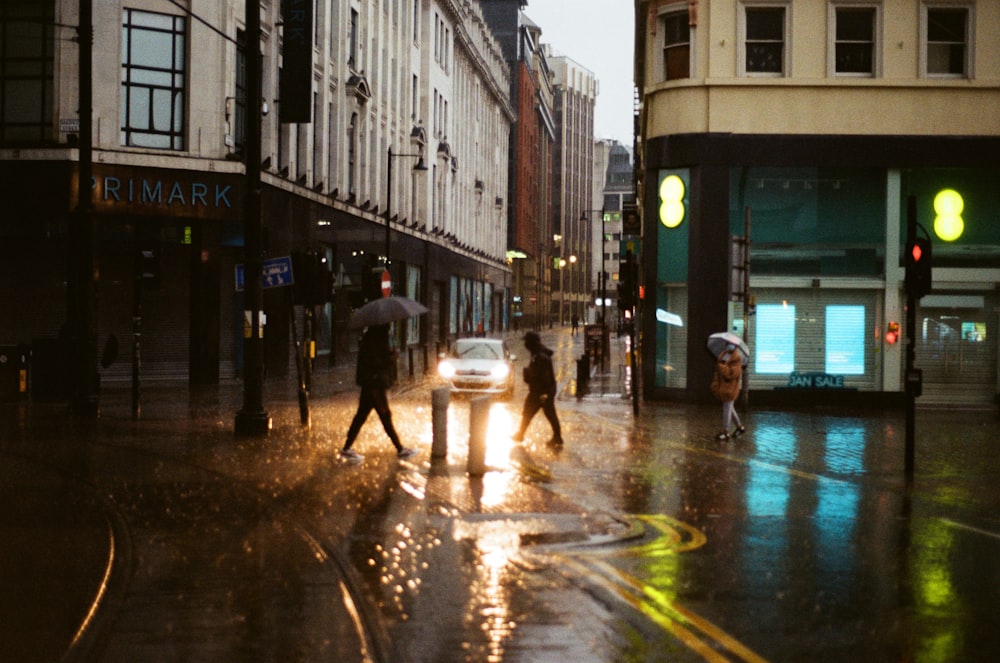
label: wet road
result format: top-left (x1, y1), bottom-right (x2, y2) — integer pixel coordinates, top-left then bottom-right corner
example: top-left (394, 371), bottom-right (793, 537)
top-left (4, 328), bottom-right (1000, 661)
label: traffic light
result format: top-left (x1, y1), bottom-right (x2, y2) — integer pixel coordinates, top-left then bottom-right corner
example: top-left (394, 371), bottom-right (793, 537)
top-left (905, 237), bottom-right (932, 299)
top-left (622, 202), bottom-right (640, 235)
top-left (885, 321), bottom-right (900, 345)
top-left (292, 251), bottom-right (316, 305)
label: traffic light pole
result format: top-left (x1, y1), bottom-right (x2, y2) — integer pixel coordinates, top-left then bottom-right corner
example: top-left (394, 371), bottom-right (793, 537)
top-left (235, 0), bottom-right (271, 436)
top-left (904, 195), bottom-right (919, 481)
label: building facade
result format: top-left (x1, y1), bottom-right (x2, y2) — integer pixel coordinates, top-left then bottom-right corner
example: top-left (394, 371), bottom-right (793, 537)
top-left (591, 140), bottom-right (637, 327)
top-left (636, 0), bottom-right (1000, 406)
top-left (481, 0), bottom-right (557, 331)
top-left (548, 53), bottom-right (598, 326)
top-left (0, 0), bottom-right (514, 393)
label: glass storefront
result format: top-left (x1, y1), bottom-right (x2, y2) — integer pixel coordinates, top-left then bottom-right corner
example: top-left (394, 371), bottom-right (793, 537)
top-left (737, 289), bottom-right (880, 392)
top-left (916, 295), bottom-right (998, 405)
top-left (652, 165), bottom-right (1000, 401)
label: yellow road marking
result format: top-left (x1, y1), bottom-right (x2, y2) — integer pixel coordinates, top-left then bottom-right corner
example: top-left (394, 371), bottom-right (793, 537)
top-left (556, 514), bottom-right (768, 663)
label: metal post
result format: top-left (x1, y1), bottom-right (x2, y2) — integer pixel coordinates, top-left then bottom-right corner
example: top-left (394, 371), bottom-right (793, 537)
top-left (385, 147), bottom-right (393, 280)
top-left (71, 0), bottom-right (99, 417)
top-left (431, 387), bottom-right (450, 458)
top-left (384, 147), bottom-right (426, 297)
top-left (235, 0), bottom-right (271, 435)
top-left (468, 396), bottom-right (490, 475)
top-left (559, 258), bottom-right (565, 325)
top-left (905, 196), bottom-right (917, 481)
top-left (741, 207), bottom-right (751, 410)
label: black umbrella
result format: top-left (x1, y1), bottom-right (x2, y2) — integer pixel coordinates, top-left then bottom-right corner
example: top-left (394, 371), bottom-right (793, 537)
top-left (349, 295), bottom-right (429, 329)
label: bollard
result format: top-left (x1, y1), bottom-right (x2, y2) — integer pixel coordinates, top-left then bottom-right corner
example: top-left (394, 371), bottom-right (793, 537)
top-left (467, 396), bottom-right (490, 475)
top-left (431, 387), bottom-right (450, 458)
top-left (576, 354), bottom-right (590, 395)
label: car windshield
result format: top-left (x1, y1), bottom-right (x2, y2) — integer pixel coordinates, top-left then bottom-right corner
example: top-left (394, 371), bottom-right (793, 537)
top-left (453, 342), bottom-right (502, 360)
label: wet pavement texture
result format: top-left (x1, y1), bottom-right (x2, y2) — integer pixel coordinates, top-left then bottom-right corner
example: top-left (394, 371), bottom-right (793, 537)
top-left (3, 327), bottom-right (1000, 662)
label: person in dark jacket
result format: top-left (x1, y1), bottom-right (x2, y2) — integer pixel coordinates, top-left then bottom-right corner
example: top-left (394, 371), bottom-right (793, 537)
top-left (340, 324), bottom-right (416, 461)
top-left (512, 331), bottom-right (563, 445)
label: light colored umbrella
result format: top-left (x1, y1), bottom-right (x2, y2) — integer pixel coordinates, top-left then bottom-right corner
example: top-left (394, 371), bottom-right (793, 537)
top-left (707, 331), bottom-right (749, 365)
top-left (349, 295), bottom-right (429, 329)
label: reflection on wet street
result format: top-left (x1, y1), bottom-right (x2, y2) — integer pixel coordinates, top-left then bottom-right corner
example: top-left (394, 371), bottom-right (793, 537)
top-left (4, 329), bottom-right (1000, 661)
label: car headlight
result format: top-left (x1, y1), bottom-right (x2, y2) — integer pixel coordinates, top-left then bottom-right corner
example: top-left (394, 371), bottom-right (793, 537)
top-left (438, 361), bottom-right (456, 379)
top-left (491, 363), bottom-right (511, 379)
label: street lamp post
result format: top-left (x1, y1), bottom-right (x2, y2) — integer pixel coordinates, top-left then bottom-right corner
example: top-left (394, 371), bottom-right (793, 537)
top-left (558, 255), bottom-right (576, 325)
top-left (558, 257), bottom-right (566, 325)
top-left (581, 209), bottom-right (607, 369)
top-left (580, 209), bottom-right (607, 322)
top-left (385, 146), bottom-right (427, 296)
top-left (568, 254), bottom-right (577, 322)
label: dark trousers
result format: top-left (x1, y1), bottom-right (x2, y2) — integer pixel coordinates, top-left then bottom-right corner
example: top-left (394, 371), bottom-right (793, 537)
top-left (344, 385), bottom-right (402, 450)
top-left (517, 392), bottom-right (562, 440)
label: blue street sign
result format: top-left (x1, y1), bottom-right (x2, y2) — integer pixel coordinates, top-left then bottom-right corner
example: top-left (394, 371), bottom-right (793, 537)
top-left (235, 255), bottom-right (295, 291)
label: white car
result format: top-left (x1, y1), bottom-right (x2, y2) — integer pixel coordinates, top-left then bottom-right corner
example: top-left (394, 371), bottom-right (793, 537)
top-left (438, 338), bottom-right (516, 399)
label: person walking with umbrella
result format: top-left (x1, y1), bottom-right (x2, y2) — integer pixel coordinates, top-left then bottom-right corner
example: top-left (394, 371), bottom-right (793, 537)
top-left (708, 332), bottom-right (748, 441)
top-left (512, 331), bottom-right (564, 446)
top-left (340, 323), bottom-right (417, 461)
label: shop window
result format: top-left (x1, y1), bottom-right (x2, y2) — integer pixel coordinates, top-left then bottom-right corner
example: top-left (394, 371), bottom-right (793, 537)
top-left (742, 5), bottom-right (787, 76)
top-left (661, 10), bottom-right (690, 81)
top-left (730, 167), bottom-right (886, 277)
top-left (923, 6), bottom-right (970, 78)
top-left (121, 9), bottom-right (186, 150)
top-left (832, 6), bottom-right (878, 77)
top-left (825, 305), bottom-right (865, 375)
top-left (755, 303), bottom-right (796, 373)
top-left (0, 0), bottom-right (55, 144)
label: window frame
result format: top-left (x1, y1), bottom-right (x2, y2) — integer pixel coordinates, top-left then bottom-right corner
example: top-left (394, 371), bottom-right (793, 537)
top-left (738, 2), bottom-right (791, 78)
top-left (0, 1), bottom-right (55, 145)
top-left (828, 2), bottom-right (882, 78)
top-left (660, 8), bottom-right (691, 81)
top-left (120, 9), bottom-right (187, 151)
top-left (920, 3), bottom-right (973, 79)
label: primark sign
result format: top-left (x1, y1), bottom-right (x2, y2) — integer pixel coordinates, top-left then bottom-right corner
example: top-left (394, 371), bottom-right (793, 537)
top-left (79, 164), bottom-right (243, 219)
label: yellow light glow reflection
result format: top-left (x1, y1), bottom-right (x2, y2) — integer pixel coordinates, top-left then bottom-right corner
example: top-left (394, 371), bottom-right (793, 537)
top-left (477, 403), bottom-right (517, 508)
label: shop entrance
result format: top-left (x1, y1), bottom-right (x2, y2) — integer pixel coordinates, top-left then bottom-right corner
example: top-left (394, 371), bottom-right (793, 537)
top-left (915, 297), bottom-right (997, 406)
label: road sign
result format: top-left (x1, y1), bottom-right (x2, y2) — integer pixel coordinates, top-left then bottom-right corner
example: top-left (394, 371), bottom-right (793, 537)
top-left (235, 256), bottom-right (295, 291)
top-left (381, 269), bottom-right (391, 297)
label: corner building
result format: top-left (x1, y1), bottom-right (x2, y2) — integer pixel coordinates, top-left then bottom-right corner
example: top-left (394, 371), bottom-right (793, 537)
top-left (635, 0), bottom-right (1000, 407)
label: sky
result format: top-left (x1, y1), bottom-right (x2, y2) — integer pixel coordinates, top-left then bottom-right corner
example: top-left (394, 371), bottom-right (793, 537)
top-left (520, 0), bottom-right (636, 146)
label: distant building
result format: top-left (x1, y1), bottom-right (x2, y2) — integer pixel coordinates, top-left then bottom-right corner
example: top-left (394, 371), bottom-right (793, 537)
top-left (548, 53), bottom-right (598, 326)
top-left (593, 141), bottom-right (637, 325)
top-left (481, 1), bottom-right (556, 330)
top-left (636, 0), bottom-right (1000, 406)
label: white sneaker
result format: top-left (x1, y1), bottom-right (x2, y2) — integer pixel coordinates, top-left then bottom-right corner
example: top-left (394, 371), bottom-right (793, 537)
top-left (340, 449), bottom-right (364, 461)
top-left (397, 447), bottom-right (418, 459)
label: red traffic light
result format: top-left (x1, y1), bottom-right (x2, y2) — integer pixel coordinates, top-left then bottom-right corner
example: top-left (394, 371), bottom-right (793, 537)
top-left (885, 321), bottom-right (900, 345)
top-left (905, 237), bottom-right (932, 299)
